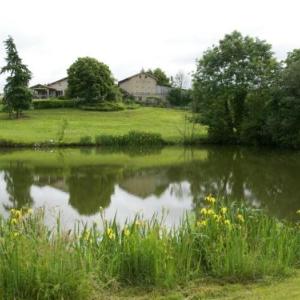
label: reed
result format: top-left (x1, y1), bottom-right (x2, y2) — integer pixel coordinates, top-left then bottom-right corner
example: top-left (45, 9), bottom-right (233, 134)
top-left (0, 199), bottom-right (299, 299)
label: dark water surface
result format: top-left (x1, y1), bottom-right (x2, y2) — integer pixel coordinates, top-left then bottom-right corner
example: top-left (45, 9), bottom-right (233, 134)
top-left (0, 146), bottom-right (299, 228)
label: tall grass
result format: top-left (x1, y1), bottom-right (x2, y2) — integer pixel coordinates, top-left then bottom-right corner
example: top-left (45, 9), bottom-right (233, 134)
top-left (0, 199), bottom-right (300, 299)
top-left (95, 130), bottom-right (165, 146)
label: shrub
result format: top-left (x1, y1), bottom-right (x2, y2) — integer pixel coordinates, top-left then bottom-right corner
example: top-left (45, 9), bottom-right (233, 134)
top-left (79, 101), bottom-right (125, 112)
top-left (79, 136), bottom-right (93, 145)
top-left (95, 131), bottom-right (164, 146)
top-left (167, 88), bottom-right (192, 107)
top-left (144, 96), bottom-right (168, 107)
top-left (32, 99), bottom-right (76, 109)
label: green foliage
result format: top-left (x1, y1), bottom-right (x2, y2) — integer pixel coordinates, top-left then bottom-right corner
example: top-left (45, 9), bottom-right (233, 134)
top-left (264, 56), bottom-right (300, 148)
top-left (240, 91), bottom-right (272, 145)
top-left (79, 136), bottom-right (93, 145)
top-left (144, 96), bottom-right (168, 107)
top-left (95, 131), bottom-right (164, 146)
top-left (120, 88), bottom-right (136, 102)
top-left (67, 57), bottom-right (119, 102)
top-left (79, 101), bottom-right (125, 111)
top-left (193, 31), bottom-right (280, 143)
top-left (167, 88), bottom-right (192, 107)
top-left (285, 49), bottom-right (300, 67)
top-left (147, 68), bottom-right (171, 86)
top-left (0, 36), bottom-right (32, 118)
top-left (32, 99), bottom-right (76, 109)
top-left (0, 210), bottom-right (91, 299)
top-left (0, 200), bottom-right (299, 298)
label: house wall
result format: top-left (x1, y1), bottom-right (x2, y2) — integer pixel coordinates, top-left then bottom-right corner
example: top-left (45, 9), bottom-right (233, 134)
top-left (47, 79), bottom-right (68, 95)
top-left (119, 74), bottom-right (157, 100)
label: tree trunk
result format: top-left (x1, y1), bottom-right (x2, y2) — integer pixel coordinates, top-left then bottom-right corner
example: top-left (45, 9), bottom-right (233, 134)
top-left (233, 90), bottom-right (247, 139)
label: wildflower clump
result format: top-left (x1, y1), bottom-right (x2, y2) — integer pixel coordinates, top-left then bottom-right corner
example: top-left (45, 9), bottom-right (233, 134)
top-left (196, 196), bottom-right (247, 231)
top-left (205, 194), bottom-right (216, 205)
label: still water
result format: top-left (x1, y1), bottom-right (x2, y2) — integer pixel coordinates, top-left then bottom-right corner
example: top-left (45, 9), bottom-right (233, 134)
top-left (0, 146), bottom-right (299, 228)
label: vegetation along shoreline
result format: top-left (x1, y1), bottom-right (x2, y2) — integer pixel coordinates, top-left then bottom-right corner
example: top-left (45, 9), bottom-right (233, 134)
top-left (1, 196), bottom-right (300, 299)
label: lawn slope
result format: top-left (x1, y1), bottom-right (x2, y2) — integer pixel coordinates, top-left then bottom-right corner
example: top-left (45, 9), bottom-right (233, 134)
top-left (0, 107), bottom-right (207, 145)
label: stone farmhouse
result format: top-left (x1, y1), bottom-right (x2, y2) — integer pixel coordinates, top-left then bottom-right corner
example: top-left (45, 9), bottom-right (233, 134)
top-left (30, 70), bottom-right (171, 102)
top-left (118, 70), bottom-right (171, 102)
top-left (30, 77), bottom-right (68, 98)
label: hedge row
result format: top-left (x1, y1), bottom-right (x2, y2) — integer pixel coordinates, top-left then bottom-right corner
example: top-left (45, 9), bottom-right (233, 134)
top-left (79, 102), bottom-right (125, 112)
top-left (31, 100), bottom-right (139, 111)
top-left (32, 99), bottom-right (76, 109)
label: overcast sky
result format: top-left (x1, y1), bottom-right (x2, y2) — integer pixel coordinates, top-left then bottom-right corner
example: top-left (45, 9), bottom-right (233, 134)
top-left (0, 0), bottom-right (299, 91)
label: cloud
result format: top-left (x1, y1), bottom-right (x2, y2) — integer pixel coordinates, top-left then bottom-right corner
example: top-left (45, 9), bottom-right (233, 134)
top-left (0, 0), bottom-right (299, 91)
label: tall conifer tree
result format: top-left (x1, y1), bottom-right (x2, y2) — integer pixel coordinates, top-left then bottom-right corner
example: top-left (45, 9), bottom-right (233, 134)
top-left (0, 36), bottom-right (32, 118)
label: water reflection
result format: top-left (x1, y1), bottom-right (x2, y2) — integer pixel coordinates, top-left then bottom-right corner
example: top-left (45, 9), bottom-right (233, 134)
top-left (0, 146), bottom-right (299, 226)
top-left (4, 162), bottom-right (34, 209)
top-left (67, 166), bottom-right (120, 215)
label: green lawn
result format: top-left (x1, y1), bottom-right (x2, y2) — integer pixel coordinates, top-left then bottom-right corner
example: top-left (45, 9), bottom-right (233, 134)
top-left (96, 273), bottom-right (300, 299)
top-left (0, 107), bottom-right (207, 145)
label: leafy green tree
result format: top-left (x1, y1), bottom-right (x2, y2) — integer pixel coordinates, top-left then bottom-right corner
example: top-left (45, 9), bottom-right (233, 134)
top-left (266, 59), bottom-right (300, 147)
top-left (67, 57), bottom-right (118, 102)
top-left (193, 31), bottom-right (279, 142)
top-left (167, 88), bottom-right (192, 107)
top-left (147, 68), bottom-right (170, 86)
top-left (0, 36), bottom-right (32, 118)
top-left (285, 49), bottom-right (300, 67)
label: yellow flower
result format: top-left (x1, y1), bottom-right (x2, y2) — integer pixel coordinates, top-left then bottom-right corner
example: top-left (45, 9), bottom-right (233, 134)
top-left (200, 208), bottom-right (208, 215)
top-left (124, 229), bottom-right (130, 237)
top-left (220, 207), bottom-right (228, 214)
top-left (197, 220), bottom-right (207, 227)
top-left (12, 210), bottom-right (22, 219)
top-left (296, 209), bottom-right (300, 215)
top-left (82, 230), bottom-right (91, 241)
top-left (207, 209), bottom-right (215, 216)
top-left (27, 208), bottom-right (33, 214)
top-left (213, 214), bottom-right (221, 222)
top-left (224, 219), bottom-right (231, 226)
top-left (106, 227), bottom-right (113, 235)
top-left (237, 214), bottom-right (245, 223)
top-left (13, 232), bottom-right (20, 238)
top-left (108, 232), bottom-right (116, 240)
top-left (205, 195), bottom-right (216, 205)
top-left (10, 218), bottom-right (18, 225)
top-left (106, 228), bottom-right (116, 240)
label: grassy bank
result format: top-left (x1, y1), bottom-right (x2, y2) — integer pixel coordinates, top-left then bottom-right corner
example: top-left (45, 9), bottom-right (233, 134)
top-left (0, 197), bottom-right (299, 299)
top-left (0, 107), bottom-right (207, 146)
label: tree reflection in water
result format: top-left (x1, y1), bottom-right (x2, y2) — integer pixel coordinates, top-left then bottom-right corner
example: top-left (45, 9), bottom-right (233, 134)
top-left (1, 147), bottom-right (299, 220)
top-left (67, 166), bottom-right (121, 215)
top-left (4, 162), bottom-right (34, 209)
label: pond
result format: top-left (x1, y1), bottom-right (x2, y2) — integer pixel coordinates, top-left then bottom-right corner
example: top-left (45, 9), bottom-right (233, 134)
top-left (0, 146), bottom-right (299, 228)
